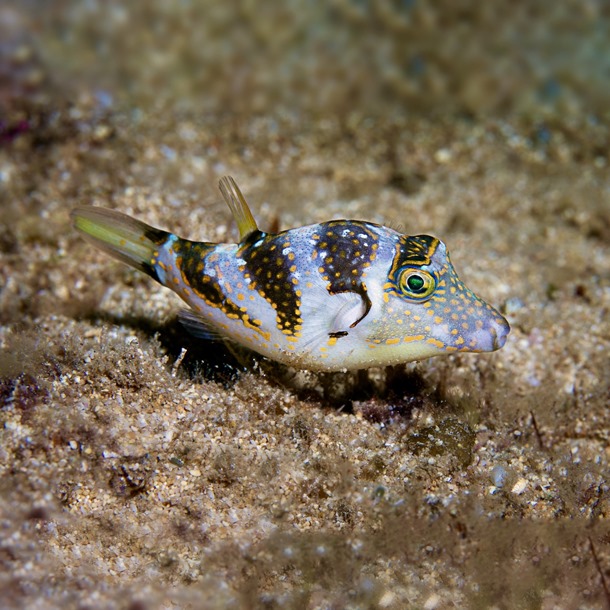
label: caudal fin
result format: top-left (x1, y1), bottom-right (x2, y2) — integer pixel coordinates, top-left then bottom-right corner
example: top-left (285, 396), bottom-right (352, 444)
top-left (71, 207), bottom-right (169, 280)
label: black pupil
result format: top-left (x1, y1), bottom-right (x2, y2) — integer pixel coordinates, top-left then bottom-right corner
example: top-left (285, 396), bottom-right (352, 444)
top-left (407, 274), bottom-right (425, 292)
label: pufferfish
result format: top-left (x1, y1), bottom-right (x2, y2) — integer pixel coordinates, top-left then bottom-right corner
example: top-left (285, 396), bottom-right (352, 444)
top-left (71, 177), bottom-right (509, 372)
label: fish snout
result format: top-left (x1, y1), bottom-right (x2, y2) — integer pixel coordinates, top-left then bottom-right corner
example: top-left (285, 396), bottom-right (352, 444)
top-left (489, 314), bottom-right (510, 351)
top-left (476, 309), bottom-right (510, 352)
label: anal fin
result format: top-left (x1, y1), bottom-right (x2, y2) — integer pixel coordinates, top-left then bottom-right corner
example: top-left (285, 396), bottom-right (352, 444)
top-left (178, 309), bottom-right (266, 373)
top-left (178, 309), bottom-right (225, 341)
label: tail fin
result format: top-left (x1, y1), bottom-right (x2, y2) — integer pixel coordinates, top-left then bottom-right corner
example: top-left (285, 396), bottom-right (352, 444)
top-left (71, 207), bottom-right (169, 280)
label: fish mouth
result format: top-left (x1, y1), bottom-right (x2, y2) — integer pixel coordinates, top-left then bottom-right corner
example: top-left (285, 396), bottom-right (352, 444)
top-left (490, 318), bottom-right (510, 351)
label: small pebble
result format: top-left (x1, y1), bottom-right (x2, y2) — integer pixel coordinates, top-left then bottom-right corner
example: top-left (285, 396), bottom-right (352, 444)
top-left (378, 590), bottom-right (396, 607)
top-left (424, 593), bottom-right (441, 609)
top-left (490, 465), bottom-right (508, 488)
top-left (512, 478), bottom-right (528, 495)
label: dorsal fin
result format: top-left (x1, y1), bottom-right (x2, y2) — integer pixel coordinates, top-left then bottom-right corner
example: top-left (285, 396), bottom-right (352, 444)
top-left (218, 176), bottom-right (259, 241)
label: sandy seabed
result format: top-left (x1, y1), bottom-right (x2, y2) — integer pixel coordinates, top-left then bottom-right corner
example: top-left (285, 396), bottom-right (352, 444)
top-left (2, 108), bottom-right (609, 609)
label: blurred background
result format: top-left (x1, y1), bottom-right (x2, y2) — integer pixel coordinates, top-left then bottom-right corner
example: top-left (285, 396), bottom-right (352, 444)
top-left (2, 0), bottom-right (609, 133)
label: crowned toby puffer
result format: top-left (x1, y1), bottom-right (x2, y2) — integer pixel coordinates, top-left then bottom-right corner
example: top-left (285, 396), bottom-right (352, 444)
top-left (71, 177), bottom-right (509, 372)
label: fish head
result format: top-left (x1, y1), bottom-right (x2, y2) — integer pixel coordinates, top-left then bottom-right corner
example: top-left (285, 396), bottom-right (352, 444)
top-left (367, 235), bottom-right (510, 362)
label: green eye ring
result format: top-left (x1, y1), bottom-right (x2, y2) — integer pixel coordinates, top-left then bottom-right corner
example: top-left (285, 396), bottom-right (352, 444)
top-left (398, 268), bottom-right (436, 300)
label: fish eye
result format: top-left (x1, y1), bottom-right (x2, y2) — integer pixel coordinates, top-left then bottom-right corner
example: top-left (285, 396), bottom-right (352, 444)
top-left (398, 268), bottom-right (436, 300)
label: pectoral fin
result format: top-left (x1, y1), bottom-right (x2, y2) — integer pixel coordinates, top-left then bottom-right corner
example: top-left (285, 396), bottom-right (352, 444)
top-left (327, 292), bottom-right (369, 337)
top-left (298, 288), bottom-right (370, 353)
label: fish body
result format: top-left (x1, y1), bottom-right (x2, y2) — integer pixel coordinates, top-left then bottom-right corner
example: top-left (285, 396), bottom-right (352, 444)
top-left (72, 177), bottom-right (509, 372)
